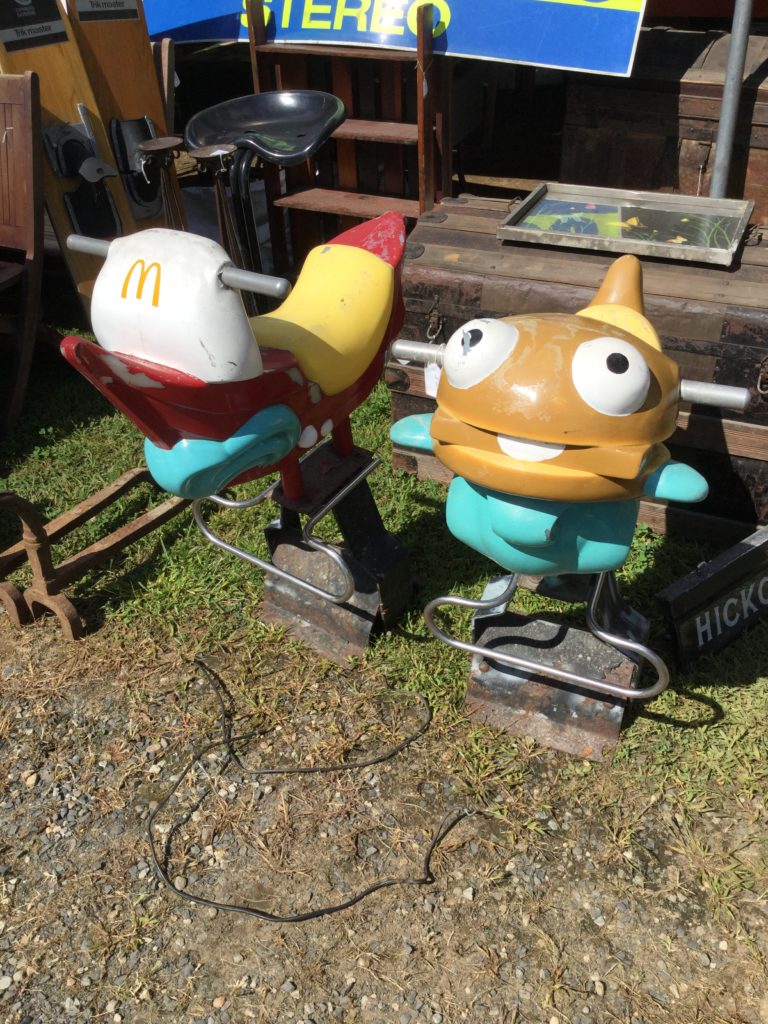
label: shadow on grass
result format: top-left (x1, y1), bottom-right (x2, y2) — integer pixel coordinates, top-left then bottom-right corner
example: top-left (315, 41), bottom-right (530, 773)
top-left (71, 520), bottom-right (197, 634)
top-left (1, 345), bottom-right (116, 472)
top-left (629, 689), bottom-right (724, 731)
top-left (9, 486), bottom-right (491, 649)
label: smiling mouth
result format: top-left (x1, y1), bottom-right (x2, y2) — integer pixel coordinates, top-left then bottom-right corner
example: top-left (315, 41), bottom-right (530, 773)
top-left (497, 433), bottom-right (565, 462)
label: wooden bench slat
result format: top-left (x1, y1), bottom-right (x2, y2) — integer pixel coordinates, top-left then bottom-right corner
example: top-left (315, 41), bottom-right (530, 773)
top-left (273, 187), bottom-right (420, 219)
top-left (333, 119), bottom-right (418, 146)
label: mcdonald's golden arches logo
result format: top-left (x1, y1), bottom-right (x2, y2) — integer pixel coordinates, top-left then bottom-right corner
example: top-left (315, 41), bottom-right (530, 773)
top-left (121, 259), bottom-right (161, 307)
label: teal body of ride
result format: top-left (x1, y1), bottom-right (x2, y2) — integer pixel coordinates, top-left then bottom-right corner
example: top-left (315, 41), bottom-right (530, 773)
top-left (390, 413), bottom-right (707, 576)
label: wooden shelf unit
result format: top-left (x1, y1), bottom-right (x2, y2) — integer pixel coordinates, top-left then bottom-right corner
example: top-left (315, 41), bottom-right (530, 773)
top-left (246, 0), bottom-right (452, 272)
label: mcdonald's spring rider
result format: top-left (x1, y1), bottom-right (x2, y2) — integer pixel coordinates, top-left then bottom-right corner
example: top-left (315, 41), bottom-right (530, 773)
top-left (60, 213), bottom-right (412, 659)
top-left (390, 256), bottom-right (750, 757)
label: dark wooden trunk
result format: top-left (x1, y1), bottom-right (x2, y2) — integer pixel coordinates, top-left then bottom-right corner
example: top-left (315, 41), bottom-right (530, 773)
top-left (389, 195), bottom-right (768, 542)
top-left (562, 28), bottom-right (768, 223)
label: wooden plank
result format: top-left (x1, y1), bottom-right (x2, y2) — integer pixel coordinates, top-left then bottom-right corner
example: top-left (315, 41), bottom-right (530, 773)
top-left (406, 238), bottom-right (768, 309)
top-left (247, 0), bottom-right (271, 92)
top-left (435, 55), bottom-right (452, 201)
top-left (151, 37), bottom-right (176, 131)
top-left (69, 0), bottom-right (166, 133)
top-left (68, 0), bottom-right (173, 231)
top-left (0, 98), bottom-right (12, 232)
top-left (457, 176), bottom-right (540, 197)
top-left (453, 195), bottom-right (524, 214)
top-left (401, 264), bottom-right (492, 332)
top-left (354, 59), bottom-right (383, 200)
top-left (672, 412), bottom-right (768, 461)
top-left (400, 268), bottom-right (732, 365)
top-left (334, 119), bottom-right (419, 146)
top-left (274, 187), bottom-right (419, 219)
top-left (416, 3), bottom-right (434, 215)
top-left (271, 50), bottom-right (325, 260)
top-left (379, 63), bottom-right (406, 196)
top-left (331, 59), bottom-right (359, 234)
top-left (404, 256), bottom-right (768, 358)
top-left (636, 500), bottom-right (752, 546)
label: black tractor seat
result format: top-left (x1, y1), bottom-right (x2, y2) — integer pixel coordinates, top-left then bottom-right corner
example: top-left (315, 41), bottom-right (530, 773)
top-left (184, 90), bottom-right (346, 284)
top-left (185, 90), bottom-right (346, 167)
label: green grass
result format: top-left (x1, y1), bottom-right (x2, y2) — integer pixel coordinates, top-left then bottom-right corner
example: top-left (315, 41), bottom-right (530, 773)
top-left (3, 346), bottom-right (768, 918)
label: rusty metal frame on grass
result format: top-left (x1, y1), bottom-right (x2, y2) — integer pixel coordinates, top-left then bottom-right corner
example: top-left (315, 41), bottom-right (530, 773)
top-left (0, 469), bottom-right (188, 640)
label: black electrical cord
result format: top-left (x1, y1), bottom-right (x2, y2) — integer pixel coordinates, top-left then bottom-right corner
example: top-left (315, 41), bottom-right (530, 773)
top-left (148, 656), bottom-right (474, 922)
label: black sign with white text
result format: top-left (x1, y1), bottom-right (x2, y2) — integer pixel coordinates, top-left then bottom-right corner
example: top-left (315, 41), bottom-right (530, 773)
top-left (0, 0), bottom-right (67, 52)
top-left (75, 0), bottom-right (139, 24)
top-left (658, 526), bottom-right (768, 668)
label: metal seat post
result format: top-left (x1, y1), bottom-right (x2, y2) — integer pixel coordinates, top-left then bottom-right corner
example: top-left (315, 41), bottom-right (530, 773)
top-left (191, 452), bottom-right (383, 605)
top-left (184, 90), bottom-right (346, 277)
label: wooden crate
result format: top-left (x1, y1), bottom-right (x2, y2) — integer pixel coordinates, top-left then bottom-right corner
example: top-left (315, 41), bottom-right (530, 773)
top-left (388, 195), bottom-right (768, 543)
top-left (561, 28), bottom-right (768, 222)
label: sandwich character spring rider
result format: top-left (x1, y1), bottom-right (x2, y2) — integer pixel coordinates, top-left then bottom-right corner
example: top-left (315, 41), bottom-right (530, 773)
top-left (390, 255), bottom-right (747, 720)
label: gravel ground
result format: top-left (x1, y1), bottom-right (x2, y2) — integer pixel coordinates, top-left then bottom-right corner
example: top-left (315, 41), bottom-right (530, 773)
top-left (1, 615), bottom-right (766, 1024)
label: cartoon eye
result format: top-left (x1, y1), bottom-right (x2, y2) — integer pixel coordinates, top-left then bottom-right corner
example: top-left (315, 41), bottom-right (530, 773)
top-left (571, 337), bottom-right (650, 416)
top-left (442, 319), bottom-right (520, 389)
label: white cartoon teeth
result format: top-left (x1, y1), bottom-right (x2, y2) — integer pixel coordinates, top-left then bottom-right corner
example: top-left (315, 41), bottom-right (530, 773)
top-left (497, 434), bottom-right (565, 462)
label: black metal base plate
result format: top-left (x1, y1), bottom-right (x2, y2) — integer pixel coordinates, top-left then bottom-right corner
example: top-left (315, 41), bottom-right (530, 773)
top-left (467, 613), bottom-right (637, 761)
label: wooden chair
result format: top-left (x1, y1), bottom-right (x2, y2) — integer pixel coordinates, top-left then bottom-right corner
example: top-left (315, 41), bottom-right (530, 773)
top-left (0, 71), bottom-right (43, 436)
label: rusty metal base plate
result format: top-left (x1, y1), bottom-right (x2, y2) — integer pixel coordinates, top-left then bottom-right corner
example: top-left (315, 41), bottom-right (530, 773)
top-left (258, 443), bottom-right (412, 664)
top-left (260, 543), bottom-right (380, 663)
top-left (259, 531), bottom-right (411, 665)
top-left (467, 613), bottom-right (637, 761)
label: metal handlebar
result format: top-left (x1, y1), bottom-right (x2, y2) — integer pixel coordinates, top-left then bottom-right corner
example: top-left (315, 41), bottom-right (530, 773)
top-left (217, 263), bottom-right (291, 300)
top-left (389, 338), bottom-right (753, 413)
top-left (67, 233), bottom-right (111, 258)
top-left (679, 379), bottom-right (752, 412)
top-left (65, 233), bottom-right (291, 300)
top-left (390, 339), bottom-right (445, 366)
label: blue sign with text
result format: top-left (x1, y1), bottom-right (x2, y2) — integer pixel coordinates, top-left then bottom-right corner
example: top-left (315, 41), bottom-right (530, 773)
top-left (145, 0), bottom-right (647, 76)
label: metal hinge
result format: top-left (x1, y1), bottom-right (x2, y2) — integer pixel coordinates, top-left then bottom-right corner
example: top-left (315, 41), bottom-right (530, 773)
top-left (425, 295), bottom-right (444, 341)
top-left (757, 355), bottom-right (768, 396)
top-left (745, 223), bottom-right (765, 247)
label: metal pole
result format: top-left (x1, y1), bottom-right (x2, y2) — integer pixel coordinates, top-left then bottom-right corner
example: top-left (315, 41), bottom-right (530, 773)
top-left (389, 339), bottom-right (752, 412)
top-left (709, 0), bottom-right (754, 197)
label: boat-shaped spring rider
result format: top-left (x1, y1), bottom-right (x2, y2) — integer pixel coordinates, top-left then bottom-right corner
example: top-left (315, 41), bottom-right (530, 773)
top-left (390, 256), bottom-right (752, 757)
top-left (61, 212), bottom-right (411, 660)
